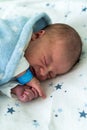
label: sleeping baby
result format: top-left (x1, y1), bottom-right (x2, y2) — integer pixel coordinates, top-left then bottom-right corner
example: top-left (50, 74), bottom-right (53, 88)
top-left (0, 14), bottom-right (82, 102)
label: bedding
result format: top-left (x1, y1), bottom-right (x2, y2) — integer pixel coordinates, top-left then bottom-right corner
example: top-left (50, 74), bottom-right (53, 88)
top-left (0, 0), bottom-right (87, 130)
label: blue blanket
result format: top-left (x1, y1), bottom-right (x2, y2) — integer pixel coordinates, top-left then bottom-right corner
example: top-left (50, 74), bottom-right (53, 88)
top-left (0, 13), bottom-right (51, 85)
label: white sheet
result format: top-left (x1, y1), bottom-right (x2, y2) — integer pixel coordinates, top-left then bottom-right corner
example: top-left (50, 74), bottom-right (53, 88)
top-left (0, 0), bottom-right (87, 130)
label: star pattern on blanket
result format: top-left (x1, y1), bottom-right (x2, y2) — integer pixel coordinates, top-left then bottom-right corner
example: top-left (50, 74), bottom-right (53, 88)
top-left (55, 114), bottom-right (58, 117)
top-left (64, 11), bottom-right (71, 18)
top-left (15, 102), bottom-right (20, 107)
top-left (0, 1), bottom-right (87, 130)
top-left (82, 7), bottom-right (87, 12)
top-left (55, 84), bottom-right (62, 90)
top-left (33, 120), bottom-right (40, 127)
top-left (46, 3), bottom-right (50, 6)
top-left (54, 108), bottom-right (63, 118)
top-left (85, 103), bottom-right (87, 107)
top-left (46, 2), bottom-right (55, 8)
top-left (7, 107), bottom-right (15, 114)
top-left (58, 108), bottom-right (63, 113)
top-left (83, 24), bottom-right (87, 27)
top-left (84, 37), bottom-right (87, 41)
top-left (79, 110), bottom-right (87, 118)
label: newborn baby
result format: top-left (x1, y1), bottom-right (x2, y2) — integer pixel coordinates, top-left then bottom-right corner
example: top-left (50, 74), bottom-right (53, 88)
top-left (11, 23), bottom-right (82, 102)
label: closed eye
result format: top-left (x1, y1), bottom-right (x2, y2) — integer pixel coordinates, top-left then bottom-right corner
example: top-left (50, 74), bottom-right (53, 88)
top-left (44, 56), bottom-right (48, 66)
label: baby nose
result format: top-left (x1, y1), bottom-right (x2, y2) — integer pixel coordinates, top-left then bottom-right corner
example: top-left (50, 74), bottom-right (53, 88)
top-left (39, 67), bottom-right (48, 78)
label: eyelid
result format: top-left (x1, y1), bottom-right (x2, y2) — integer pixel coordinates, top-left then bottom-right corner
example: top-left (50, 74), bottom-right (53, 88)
top-left (44, 56), bottom-right (48, 66)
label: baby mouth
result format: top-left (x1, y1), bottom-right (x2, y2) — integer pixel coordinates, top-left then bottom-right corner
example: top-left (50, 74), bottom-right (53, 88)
top-left (30, 66), bottom-right (41, 80)
top-left (30, 66), bottom-right (45, 80)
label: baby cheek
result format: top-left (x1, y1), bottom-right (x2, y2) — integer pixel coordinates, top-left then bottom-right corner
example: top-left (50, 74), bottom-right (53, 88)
top-left (39, 67), bottom-right (48, 80)
top-left (39, 76), bottom-right (47, 81)
top-left (39, 67), bottom-right (47, 76)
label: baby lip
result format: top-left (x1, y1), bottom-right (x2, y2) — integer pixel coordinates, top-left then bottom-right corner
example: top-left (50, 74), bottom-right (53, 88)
top-left (30, 67), bottom-right (40, 79)
top-left (30, 67), bottom-right (41, 80)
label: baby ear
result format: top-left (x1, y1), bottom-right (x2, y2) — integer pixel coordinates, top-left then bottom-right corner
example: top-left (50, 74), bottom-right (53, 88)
top-left (31, 30), bottom-right (45, 41)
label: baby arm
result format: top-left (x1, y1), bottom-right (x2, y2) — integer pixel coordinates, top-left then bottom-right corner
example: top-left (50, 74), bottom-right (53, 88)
top-left (11, 68), bottom-right (46, 102)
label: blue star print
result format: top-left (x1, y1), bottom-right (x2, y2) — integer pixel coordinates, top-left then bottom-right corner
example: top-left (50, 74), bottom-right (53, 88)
top-left (79, 110), bottom-right (87, 118)
top-left (15, 103), bottom-right (20, 107)
top-left (55, 84), bottom-right (62, 90)
top-left (7, 107), bottom-right (15, 114)
top-left (46, 3), bottom-right (50, 6)
top-left (55, 114), bottom-right (58, 117)
top-left (58, 108), bottom-right (63, 113)
top-left (33, 120), bottom-right (40, 127)
top-left (82, 7), bottom-right (87, 12)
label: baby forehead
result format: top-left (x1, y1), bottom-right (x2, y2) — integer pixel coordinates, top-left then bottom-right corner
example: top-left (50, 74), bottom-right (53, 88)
top-left (50, 44), bottom-right (70, 62)
top-left (51, 41), bottom-right (68, 53)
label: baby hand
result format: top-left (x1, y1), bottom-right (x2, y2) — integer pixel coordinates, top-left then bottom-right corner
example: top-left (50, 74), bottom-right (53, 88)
top-left (11, 85), bottom-right (39, 102)
top-left (19, 87), bottom-right (39, 102)
top-left (26, 77), bottom-right (46, 99)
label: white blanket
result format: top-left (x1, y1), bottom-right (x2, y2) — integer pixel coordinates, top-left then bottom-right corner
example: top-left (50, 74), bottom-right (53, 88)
top-left (0, 0), bottom-right (87, 130)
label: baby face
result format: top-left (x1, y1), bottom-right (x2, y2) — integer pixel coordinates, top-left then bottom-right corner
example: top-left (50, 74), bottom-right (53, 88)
top-left (29, 45), bottom-right (70, 81)
top-left (25, 30), bottom-right (70, 81)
